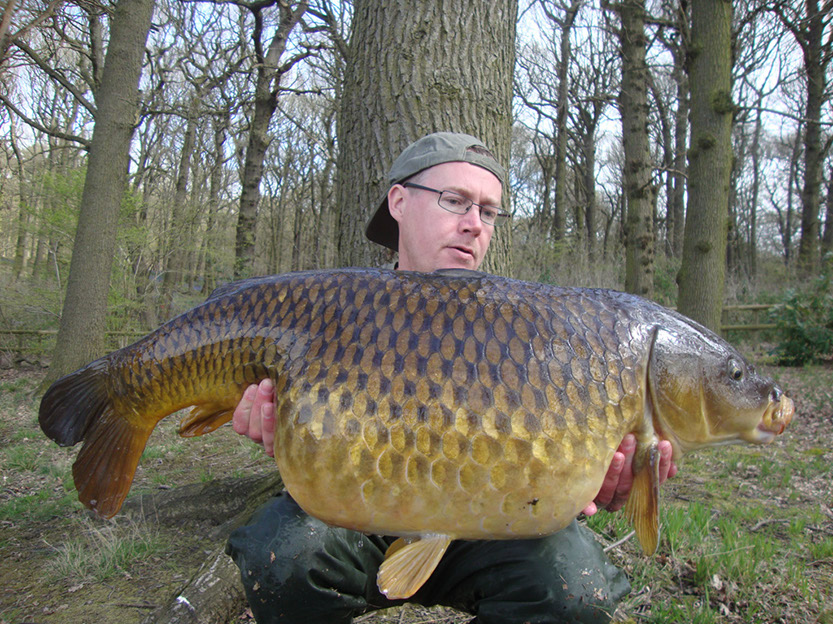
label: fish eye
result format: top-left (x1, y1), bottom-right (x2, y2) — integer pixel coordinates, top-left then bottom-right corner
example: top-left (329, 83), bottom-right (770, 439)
top-left (728, 359), bottom-right (744, 381)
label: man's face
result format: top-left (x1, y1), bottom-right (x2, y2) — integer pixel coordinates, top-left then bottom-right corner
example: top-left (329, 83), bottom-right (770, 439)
top-left (388, 161), bottom-right (503, 272)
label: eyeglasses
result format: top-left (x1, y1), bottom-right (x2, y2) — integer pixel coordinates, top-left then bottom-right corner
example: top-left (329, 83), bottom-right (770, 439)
top-left (402, 182), bottom-right (510, 226)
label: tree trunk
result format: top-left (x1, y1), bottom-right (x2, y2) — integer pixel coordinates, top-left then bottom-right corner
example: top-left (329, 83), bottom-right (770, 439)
top-left (551, 0), bottom-right (582, 244)
top-left (161, 98), bottom-right (199, 317)
top-left (670, 8), bottom-right (689, 260)
top-left (616, 0), bottom-right (655, 298)
top-left (203, 112), bottom-right (229, 296)
top-left (580, 113), bottom-right (598, 262)
top-left (649, 72), bottom-right (674, 259)
top-left (748, 104), bottom-right (764, 278)
top-left (233, 1), bottom-right (308, 279)
top-left (335, 0), bottom-right (517, 275)
top-left (8, 123), bottom-right (28, 279)
top-left (677, 0), bottom-right (732, 332)
top-left (794, 0), bottom-right (829, 278)
top-left (823, 165), bottom-right (832, 261)
top-left (43, 0), bottom-right (155, 385)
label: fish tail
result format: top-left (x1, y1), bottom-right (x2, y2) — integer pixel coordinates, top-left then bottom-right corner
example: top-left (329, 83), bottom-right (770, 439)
top-left (39, 361), bottom-right (154, 518)
top-left (39, 361), bottom-right (111, 447)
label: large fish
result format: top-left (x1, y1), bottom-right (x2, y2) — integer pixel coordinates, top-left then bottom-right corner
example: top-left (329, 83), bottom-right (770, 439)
top-left (39, 268), bottom-right (793, 599)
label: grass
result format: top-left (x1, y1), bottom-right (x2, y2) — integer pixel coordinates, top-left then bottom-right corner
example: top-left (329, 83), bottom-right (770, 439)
top-left (49, 517), bottom-right (167, 583)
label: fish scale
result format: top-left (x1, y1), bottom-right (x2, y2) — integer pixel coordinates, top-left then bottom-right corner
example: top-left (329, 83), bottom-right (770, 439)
top-left (270, 273), bottom-right (642, 540)
top-left (38, 267), bottom-right (793, 599)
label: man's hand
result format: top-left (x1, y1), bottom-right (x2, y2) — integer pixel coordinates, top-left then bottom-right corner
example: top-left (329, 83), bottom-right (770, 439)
top-left (581, 434), bottom-right (678, 516)
top-left (233, 379), bottom-right (276, 457)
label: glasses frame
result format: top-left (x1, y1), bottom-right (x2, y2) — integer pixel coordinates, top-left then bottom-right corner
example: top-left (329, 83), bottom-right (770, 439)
top-left (402, 182), bottom-right (510, 226)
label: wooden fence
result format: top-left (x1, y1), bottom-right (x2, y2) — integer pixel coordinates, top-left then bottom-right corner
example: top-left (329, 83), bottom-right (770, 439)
top-left (0, 304), bottom-right (778, 356)
top-left (720, 303), bottom-right (778, 332)
top-left (0, 329), bottom-right (147, 355)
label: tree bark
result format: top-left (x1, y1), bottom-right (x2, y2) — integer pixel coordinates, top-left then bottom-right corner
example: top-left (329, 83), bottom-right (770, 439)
top-left (615, 0), bottom-right (656, 298)
top-left (141, 544), bottom-right (246, 624)
top-left (43, 0), bottom-right (155, 385)
top-left (677, 0), bottom-right (733, 332)
top-left (335, 0), bottom-right (517, 275)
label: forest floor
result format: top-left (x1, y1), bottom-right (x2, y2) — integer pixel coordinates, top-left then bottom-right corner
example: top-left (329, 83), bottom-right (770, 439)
top-left (0, 354), bottom-right (831, 624)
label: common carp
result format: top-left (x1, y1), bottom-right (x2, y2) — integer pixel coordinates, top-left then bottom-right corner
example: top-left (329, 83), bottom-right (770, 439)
top-left (39, 268), bottom-right (793, 599)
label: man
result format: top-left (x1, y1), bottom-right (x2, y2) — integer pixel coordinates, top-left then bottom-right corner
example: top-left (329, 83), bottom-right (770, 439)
top-left (227, 132), bottom-right (676, 623)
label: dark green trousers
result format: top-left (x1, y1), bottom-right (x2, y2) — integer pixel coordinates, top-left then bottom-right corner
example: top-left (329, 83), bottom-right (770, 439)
top-left (226, 492), bottom-right (629, 624)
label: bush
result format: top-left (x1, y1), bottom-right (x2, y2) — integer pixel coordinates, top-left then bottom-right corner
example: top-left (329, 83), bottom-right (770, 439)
top-left (769, 269), bottom-right (833, 366)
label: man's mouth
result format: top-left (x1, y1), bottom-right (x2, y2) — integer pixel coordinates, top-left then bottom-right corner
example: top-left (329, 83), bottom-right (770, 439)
top-left (450, 245), bottom-right (474, 258)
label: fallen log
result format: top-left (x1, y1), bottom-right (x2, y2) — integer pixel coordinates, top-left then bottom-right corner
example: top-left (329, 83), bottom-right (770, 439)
top-left (140, 543), bottom-right (245, 624)
top-left (129, 472), bottom-right (284, 623)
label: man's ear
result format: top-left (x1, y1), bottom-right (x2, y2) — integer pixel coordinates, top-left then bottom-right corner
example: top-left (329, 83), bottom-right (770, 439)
top-left (387, 184), bottom-right (406, 223)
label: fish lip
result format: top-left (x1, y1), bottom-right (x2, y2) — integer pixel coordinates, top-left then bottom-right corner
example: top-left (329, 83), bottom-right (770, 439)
top-left (757, 395), bottom-right (794, 437)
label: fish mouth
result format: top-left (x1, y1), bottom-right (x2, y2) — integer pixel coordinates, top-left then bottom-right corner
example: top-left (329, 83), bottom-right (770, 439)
top-left (755, 393), bottom-right (794, 441)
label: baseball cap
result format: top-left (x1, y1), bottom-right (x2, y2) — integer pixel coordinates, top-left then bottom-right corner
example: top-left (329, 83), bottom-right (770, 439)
top-left (365, 132), bottom-right (505, 251)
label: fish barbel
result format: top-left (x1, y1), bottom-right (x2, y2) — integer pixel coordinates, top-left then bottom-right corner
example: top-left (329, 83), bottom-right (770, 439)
top-left (39, 268), bottom-right (793, 598)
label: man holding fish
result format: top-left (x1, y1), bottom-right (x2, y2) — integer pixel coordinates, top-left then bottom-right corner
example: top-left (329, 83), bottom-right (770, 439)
top-left (228, 132), bottom-right (677, 623)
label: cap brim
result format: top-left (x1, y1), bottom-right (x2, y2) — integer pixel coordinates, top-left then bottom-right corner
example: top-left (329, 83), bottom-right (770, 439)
top-left (365, 193), bottom-right (399, 251)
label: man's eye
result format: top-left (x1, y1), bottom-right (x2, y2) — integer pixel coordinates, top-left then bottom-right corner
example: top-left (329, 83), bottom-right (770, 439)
top-left (445, 194), bottom-right (466, 207)
top-left (481, 207), bottom-right (498, 220)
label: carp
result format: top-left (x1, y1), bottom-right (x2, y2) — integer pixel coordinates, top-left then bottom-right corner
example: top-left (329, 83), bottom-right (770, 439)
top-left (39, 268), bottom-right (793, 599)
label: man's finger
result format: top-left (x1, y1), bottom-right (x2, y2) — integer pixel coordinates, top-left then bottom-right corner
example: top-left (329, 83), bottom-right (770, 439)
top-left (605, 434), bottom-right (636, 512)
top-left (261, 400), bottom-right (276, 457)
top-left (657, 440), bottom-right (677, 485)
top-left (232, 384), bottom-right (258, 435)
top-left (593, 451), bottom-right (625, 509)
top-left (247, 379), bottom-right (274, 444)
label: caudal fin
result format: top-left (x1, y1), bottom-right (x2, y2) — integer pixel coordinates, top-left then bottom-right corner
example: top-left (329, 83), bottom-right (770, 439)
top-left (39, 361), bottom-right (111, 447)
top-left (39, 362), bottom-right (154, 518)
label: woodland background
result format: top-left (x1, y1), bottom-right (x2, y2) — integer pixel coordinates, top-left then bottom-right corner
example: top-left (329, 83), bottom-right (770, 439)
top-left (1, 2), bottom-right (832, 623)
top-left (0, 0), bottom-right (831, 377)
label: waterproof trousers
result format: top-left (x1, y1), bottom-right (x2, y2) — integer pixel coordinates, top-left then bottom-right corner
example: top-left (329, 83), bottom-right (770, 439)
top-left (226, 492), bottom-right (630, 624)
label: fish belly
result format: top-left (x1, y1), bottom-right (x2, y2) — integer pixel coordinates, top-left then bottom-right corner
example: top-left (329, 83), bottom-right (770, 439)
top-left (272, 388), bottom-right (627, 539)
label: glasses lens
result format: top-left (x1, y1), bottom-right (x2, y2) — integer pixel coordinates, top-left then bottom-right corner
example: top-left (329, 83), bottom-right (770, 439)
top-left (438, 191), bottom-right (470, 215)
top-left (437, 190), bottom-right (506, 226)
top-left (479, 206), bottom-right (499, 225)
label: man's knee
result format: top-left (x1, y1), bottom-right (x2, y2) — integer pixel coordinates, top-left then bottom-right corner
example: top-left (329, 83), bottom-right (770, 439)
top-left (226, 492), bottom-right (390, 623)
top-left (532, 521), bottom-right (630, 622)
top-left (426, 521), bottom-right (629, 624)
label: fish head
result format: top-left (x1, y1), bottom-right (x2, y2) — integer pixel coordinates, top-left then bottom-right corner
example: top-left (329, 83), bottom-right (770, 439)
top-left (647, 318), bottom-right (793, 456)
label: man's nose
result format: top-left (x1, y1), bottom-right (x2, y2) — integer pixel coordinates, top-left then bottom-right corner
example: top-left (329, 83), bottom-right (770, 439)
top-left (459, 206), bottom-right (483, 233)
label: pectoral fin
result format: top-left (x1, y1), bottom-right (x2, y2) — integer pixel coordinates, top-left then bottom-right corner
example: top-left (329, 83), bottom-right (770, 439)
top-left (624, 443), bottom-right (660, 554)
top-left (178, 402), bottom-right (235, 437)
top-left (377, 535), bottom-right (452, 599)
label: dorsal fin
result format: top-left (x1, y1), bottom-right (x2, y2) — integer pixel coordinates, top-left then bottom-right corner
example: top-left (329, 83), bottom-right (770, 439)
top-left (431, 268), bottom-right (486, 278)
